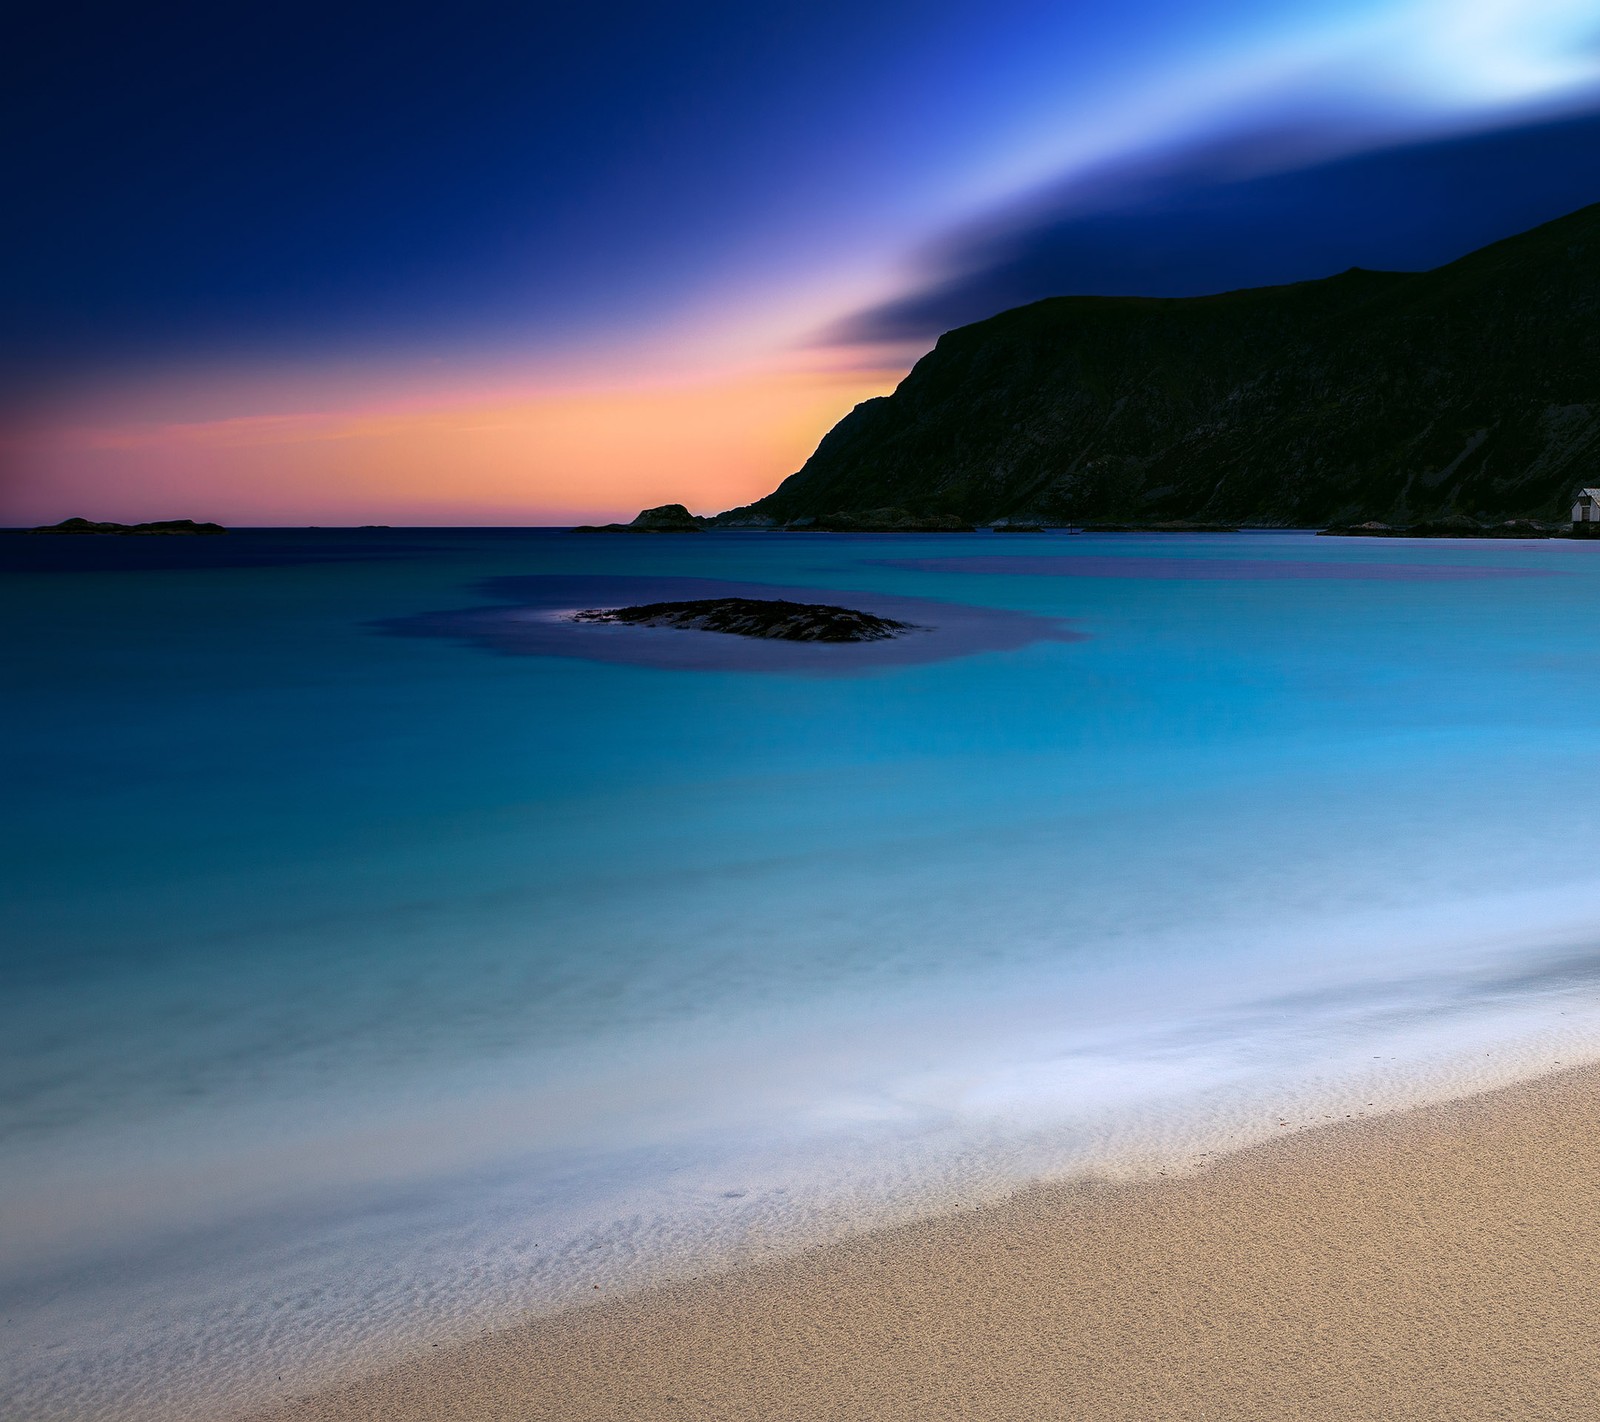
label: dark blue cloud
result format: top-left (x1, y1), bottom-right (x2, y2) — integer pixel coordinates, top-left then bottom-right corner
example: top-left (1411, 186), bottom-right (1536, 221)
top-left (836, 102), bottom-right (1600, 343)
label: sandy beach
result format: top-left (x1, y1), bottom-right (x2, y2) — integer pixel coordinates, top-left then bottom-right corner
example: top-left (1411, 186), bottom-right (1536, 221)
top-left (256, 1062), bottom-right (1600, 1421)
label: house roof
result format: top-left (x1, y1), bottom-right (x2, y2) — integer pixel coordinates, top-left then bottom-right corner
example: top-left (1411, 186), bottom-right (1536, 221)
top-left (1578, 489), bottom-right (1600, 501)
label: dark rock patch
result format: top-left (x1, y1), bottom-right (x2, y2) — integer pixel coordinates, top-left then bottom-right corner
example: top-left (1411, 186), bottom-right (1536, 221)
top-left (571, 597), bottom-right (918, 642)
top-left (380, 574), bottom-right (1085, 675)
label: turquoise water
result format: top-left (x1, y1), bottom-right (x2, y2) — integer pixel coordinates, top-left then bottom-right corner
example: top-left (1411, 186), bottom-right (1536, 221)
top-left (8, 529), bottom-right (1600, 1418)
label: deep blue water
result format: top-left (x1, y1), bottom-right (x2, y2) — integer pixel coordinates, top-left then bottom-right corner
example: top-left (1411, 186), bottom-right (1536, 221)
top-left (8, 528), bottom-right (1600, 1419)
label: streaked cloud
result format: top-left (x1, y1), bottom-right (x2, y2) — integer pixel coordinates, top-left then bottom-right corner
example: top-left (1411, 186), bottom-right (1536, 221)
top-left (830, 100), bottom-right (1600, 344)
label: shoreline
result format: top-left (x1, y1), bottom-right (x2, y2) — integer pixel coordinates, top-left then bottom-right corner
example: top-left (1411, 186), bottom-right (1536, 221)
top-left (255, 1060), bottom-right (1600, 1421)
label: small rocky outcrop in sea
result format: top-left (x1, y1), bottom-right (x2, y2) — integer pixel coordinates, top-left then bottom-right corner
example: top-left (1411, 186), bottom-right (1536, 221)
top-left (571, 597), bottom-right (919, 642)
top-left (28, 517), bottom-right (227, 536)
top-left (574, 503), bottom-right (705, 532)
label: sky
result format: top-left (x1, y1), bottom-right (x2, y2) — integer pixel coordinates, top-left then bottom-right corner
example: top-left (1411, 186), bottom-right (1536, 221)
top-left (3, 0), bottom-right (1599, 525)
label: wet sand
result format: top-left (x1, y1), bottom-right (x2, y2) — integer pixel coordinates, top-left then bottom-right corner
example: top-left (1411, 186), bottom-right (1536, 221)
top-left (257, 1064), bottom-right (1600, 1421)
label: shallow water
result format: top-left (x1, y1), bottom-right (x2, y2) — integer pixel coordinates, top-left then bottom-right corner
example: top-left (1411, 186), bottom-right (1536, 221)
top-left (7, 528), bottom-right (1600, 1419)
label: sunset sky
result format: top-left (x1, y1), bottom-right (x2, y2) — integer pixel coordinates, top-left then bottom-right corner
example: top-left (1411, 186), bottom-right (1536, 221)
top-left (5, 0), bottom-right (1600, 525)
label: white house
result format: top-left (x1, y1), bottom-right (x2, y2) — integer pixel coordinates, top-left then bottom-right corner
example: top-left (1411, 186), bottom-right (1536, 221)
top-left (1573, 489), bottom-right (1600, 523)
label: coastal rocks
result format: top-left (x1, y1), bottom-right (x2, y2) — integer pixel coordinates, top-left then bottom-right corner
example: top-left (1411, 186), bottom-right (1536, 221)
top-left (709, 509), bottom-right (779, 529)
top-left (1322, 521), bottom-right (1399, 535)
top-left (1321, 516), bottom-right (1566, 538)
top-left (571, 597), bottom-right (918, 642)
top-left (574, 504), bottom-right (705, 532)
top-left (28, 517), bottom-right (226, 535)
top-left (1079, 521), bottom-right (1242, 533)
top-left (784, 507), bottom-right (974, 532)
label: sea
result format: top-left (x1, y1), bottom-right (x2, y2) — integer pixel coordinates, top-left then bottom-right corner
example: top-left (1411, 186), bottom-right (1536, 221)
top-left (7, 526), bottom-right (1600, 1419)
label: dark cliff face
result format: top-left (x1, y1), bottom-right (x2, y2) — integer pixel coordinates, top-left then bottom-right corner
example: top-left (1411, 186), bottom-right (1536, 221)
top-left (731, 203), bottom-right (1600, 527)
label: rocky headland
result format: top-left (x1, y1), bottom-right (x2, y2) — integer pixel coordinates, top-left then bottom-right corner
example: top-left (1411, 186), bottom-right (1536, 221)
top-left (706, 202), bottom-right (1600, 531)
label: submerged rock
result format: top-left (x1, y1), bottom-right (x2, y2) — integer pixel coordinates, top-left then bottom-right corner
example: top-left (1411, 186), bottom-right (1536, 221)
top-left (28, 517), bottom-right (226, 535)
top-left (571, 597), bottom-right (919, 642)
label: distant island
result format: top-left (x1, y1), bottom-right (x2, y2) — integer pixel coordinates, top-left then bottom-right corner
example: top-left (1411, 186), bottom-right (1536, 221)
top-left (570, 597), bottom-right (918, 641)
top-left (29, 517), bottom-right (227, 536)
top-left (700, 202), bottom-right (1600, 531)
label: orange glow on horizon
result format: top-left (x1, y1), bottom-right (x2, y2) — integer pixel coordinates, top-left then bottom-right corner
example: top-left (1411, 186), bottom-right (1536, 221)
top-left (3, 362), bottom-right (907, 526)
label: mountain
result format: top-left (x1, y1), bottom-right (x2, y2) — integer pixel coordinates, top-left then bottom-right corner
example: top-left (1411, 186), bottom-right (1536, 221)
top-left (721, 204), bottom-right (1600, 528)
